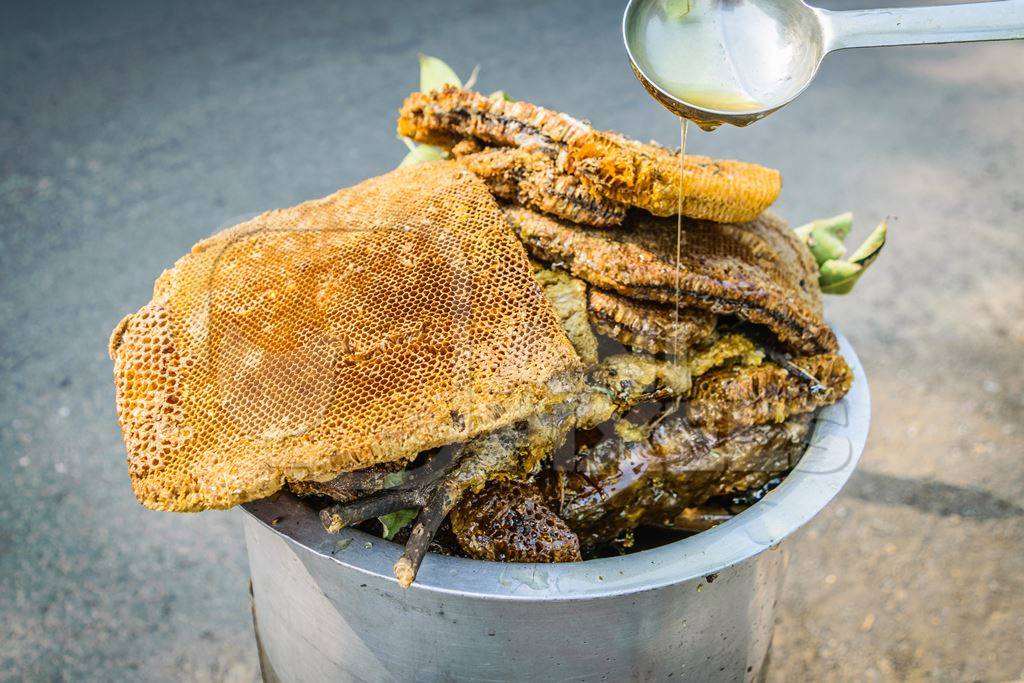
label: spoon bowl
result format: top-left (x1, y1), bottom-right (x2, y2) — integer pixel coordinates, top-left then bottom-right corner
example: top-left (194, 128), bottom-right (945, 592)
top-left (624, 0), bottom-right (1024, 128)
top-left (624, 0), bottom-right (825, 128)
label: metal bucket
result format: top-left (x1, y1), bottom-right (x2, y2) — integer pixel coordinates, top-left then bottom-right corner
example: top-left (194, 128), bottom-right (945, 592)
top-left (242, 333), bottom-right (869, 682)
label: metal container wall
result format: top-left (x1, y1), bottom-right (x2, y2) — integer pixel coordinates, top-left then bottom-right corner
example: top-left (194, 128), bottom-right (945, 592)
top-left (243, 334), bottom-right (869, 682)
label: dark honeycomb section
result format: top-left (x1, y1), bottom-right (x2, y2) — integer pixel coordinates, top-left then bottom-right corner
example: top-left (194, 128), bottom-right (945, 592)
top-left (450, 480), bottom-right (581, 563)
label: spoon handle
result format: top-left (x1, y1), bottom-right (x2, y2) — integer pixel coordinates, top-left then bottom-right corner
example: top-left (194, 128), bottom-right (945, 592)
top-left (819, 0), bottom-right (1024, 50)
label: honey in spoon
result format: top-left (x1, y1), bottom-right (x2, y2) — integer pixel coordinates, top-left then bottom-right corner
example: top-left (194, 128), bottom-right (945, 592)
top-left (626, 0), bottom-right (782, 130)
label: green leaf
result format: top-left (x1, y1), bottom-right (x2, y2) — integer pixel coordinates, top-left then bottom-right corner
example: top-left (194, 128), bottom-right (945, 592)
top-left (822, 212), bottom-right (853, 240)
top-left (419, 54), bottom-right (461, 92)
top-left (794, 212), bottom-right (852, 240)
top-left (819, 259), bottom-right (863, 295)
top-left (379, 508), bottom-right (418, 540)
top-left (399, 143), bottom-right (445, 167)
top-left (382, 471), bottom-right (407, 488)
top-left (818, 220), bottom-right (888, 295)
top-left (807, 229), bottom-right (846, 265)
top-left (463, 65), bottom-right (480, 91)
top-left (375, 468), bottom-right (416, 540)
top-left (662, 0), bottom-right (692, 20)
top-left (488, 90), bottom-right (514, 102)
top-left (794, 212), bottom-right (853, 245)
top-left (848, 220), bottom-right (887, 268)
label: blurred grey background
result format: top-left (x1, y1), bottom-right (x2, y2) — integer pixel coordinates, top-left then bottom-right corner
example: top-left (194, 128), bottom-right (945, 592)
top-left (1, 0), bottom-right (1021, 680)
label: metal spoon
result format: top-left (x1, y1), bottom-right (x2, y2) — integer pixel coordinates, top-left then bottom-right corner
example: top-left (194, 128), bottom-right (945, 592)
top-left (624, 0), bottom-right (1024, 128)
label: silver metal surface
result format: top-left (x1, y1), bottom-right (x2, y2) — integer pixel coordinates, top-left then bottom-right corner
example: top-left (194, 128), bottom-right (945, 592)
top-left (623, 0), bottom-right (1024, 127)
top-left (242, 332), bottom-right (869, 682)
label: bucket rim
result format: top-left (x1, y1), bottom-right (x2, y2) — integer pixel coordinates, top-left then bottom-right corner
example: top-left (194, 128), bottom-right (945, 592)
top-left (241, 331), bottom-right (869, 600)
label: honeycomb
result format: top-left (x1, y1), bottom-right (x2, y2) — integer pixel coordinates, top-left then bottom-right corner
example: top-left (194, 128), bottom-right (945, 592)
top-left (397, 87), bottom-right (781, 224)
top-left (563, 130), bottom-right (782, 223)
top-left (450, 480), bottom-right (581, 562)
top-left (110, 161), bottom-right (581, 511)
top-left (687, 353), bottom-right (853, 435)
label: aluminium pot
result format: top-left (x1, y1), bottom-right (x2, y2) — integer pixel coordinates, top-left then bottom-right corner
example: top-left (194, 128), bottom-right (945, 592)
top-left (241, 333), bottom-right (869, 683)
